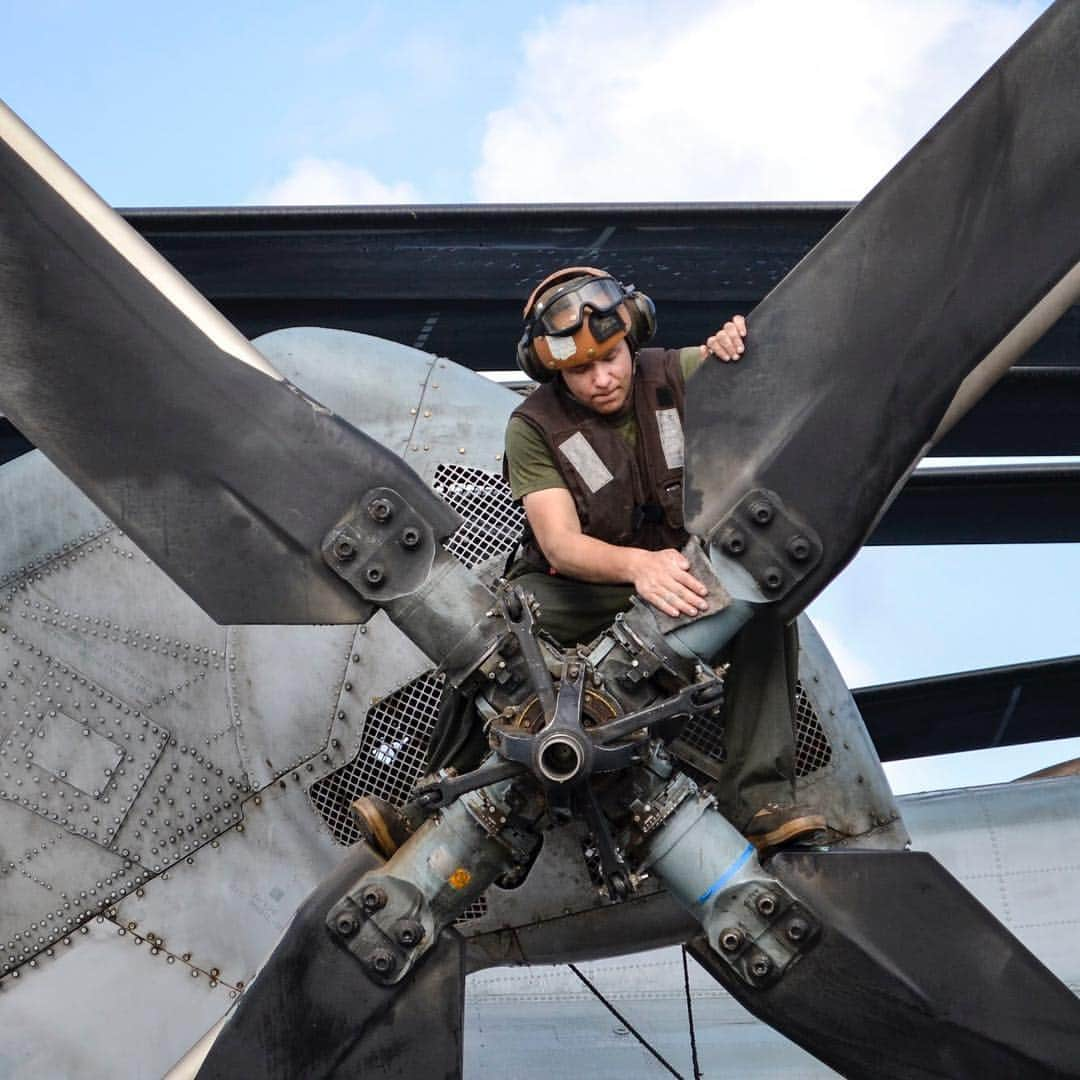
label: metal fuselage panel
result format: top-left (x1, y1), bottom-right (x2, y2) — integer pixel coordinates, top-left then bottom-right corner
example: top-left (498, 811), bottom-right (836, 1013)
top-left (0, 328), bottom-right (1071, 1079)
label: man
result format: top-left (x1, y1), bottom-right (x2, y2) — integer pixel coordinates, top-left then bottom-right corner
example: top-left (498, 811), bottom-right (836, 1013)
top-left (504, 266), bottom-right (824, 851)
top-left (505, 265), bottom-right (745, 644)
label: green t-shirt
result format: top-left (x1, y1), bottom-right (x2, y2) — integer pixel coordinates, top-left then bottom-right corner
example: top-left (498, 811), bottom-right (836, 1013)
top-left (505, 346), bottom-right (705, 500)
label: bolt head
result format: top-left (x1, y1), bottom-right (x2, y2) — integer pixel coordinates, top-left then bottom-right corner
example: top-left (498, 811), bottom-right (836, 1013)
top-left (748, 499), bottom-right (774, 526)
top-left (786, 918), bottom-right (809, 943)
top-left (368, 498), bottom-right (394, 523)
top-left (719, 928), bottom-right (743, 953)
top-left (786, 535), bottom-right (811, 562)
top-left (756, 893), bottom-right (777, 917)
top-left (750, 955), bottom-right (772, 978)
top-left (370, 949), bottom-right (395, 975)
top-left (365, 565), bottom-right (385, 586)
top-left (762, 567), bottom-right (784, 592)
top-left (361, 885), bottom-right (387, 913)
top-left (400, 527), bottom-right (422, 550)
top-left (396, 918), bottom-right (425, 948)
top-left (332, 536), bottom-right (357, 562)
top-left (721, 528), bottom-right (746, 556)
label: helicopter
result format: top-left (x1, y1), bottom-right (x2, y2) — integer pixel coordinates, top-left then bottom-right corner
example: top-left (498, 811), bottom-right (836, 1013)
top-left (2, 2), bottom-right (1080, 1076)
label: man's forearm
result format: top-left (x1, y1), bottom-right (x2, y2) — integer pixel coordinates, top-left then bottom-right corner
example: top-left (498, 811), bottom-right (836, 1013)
top-left (542, 531), bottom-right (644, 585)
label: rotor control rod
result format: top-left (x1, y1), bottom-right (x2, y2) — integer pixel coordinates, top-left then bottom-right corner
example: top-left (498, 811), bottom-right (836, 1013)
top-left (327, 770), bottom-right (540, 985)
top-left (637, 772), bottom-right (819, 990)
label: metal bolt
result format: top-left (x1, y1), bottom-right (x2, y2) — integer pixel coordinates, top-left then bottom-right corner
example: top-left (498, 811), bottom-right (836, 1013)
top-left (749, 499), bottom-right (774, 526)
top-left (365, 566), bottom-right (385, 586)
top-left (719, 929), bottom-right (743, 953)
top-left (400, 527), bottom-right (422, 550)
top-left (369, 949), bottom-right (395, 975)
top-left (786, 535), bottom-right (811, 562)
top-left (368, 498), bottom-right (393, 523)
top-left (756, 893), bottom-right (777, 917)
top-left (721, 528), bottom-right (746, 556)
top-left (786, 918), bottom-right (809, 943)
top-left (361, 885), bottom-right (387, 913)
top-left (750, 955), bottom-right (772, 978)
top-left (332, 536), bottom-right (357, 562)
top-left (396, 919), bottom-right (425, 948)
top-left (335, 913), bottom-right (358, 937)
top-left (762, 567), bottom-right (784, 592)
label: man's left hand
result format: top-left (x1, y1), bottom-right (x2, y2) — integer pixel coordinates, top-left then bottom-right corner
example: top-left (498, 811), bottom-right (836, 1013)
top-left (701, 315), bottom-right (747, 362)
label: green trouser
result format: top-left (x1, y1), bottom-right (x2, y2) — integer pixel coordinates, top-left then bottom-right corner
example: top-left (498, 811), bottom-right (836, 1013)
top-left (505, 569), bottom-right (636, 648)
top-left (507, 568), bottom-right (797, 831)
top-left (712, 615), bottom-right (799, 831)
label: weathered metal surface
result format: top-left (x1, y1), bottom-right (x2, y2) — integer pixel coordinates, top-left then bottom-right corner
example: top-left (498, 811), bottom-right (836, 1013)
top-left (691, 849), bottom-right (1080, 1078)
top-left (793, 617), bottom-right (908, 848)
top-left (0, 107), bottom-right (465, 625)
top-left (902, 775), bottom-right (1080, 989)
top-left (0, 919), bottom-right (234, 1080)
top-left (254, 326), bottom-right (516, 484)
top-left (111, 778), bottom-right (341, 993)
top-left (195, 841), bottom-right (467, 1080)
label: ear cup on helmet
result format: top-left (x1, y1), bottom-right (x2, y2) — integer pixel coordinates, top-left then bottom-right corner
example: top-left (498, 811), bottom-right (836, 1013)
top-left (516, 326), bottom-right (555, 383)
top-left (622, 289), bottom-right (656, 350)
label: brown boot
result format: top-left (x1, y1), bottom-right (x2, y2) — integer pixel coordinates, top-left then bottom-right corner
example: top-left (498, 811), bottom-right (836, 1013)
top-left (351, 795), bottom-right (413, 859)
top-left (746, 804), bottom-right (827, 857)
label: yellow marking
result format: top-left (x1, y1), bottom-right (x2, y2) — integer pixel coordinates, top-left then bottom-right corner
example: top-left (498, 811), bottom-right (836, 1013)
top-left (449, 868), bottom-right (472, 890)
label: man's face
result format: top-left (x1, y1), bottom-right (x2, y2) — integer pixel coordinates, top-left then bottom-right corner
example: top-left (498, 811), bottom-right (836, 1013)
top-left (560, 339), bottom-right (633, 415)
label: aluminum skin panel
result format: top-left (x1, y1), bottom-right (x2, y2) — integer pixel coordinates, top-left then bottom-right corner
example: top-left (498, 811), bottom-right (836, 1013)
top-left (0, 919), bottom-right (234, 1080)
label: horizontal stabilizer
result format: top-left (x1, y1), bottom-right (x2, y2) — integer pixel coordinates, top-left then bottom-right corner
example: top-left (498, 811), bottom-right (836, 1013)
top-left (855, 654), bottom-right (1080, 761)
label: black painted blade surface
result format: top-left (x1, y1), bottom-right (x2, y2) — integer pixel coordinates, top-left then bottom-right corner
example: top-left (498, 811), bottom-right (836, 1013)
top-left (197, 843), bottom-right (466, 1079)
top-left (684, 0), bottom-right (1080, 620)
top-left (0, 101), bottom-right (458, 624)
top-left (690, 851), bottom-right (1080, 1079)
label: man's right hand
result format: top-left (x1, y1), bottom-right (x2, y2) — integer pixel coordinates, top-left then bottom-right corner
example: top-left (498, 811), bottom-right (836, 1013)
top-left (630, 548), bottom-right (710, 618)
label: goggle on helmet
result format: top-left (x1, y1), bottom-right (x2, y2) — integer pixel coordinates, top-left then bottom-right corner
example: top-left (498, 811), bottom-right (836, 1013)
top-left (520, 267), bottom-right (646, 375)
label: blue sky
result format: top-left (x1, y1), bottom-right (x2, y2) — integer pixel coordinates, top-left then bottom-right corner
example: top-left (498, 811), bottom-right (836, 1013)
top-left (5, 0), bottom-right (1077, 792)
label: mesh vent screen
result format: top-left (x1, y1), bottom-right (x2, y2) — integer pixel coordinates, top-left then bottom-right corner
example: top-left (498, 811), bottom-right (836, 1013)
top-left (792, 683), bottom-right (833, 776)
top-left (676, 680), bottom-right (833, 779)
top-left (308, 670), bottom-right (488, 923)
top-left (433, 464), bottom-right (525, 569)
top-left (309, 671), bottom-right (445, 845)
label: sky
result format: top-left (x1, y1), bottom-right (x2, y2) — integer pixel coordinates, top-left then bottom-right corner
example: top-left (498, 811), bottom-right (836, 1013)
top-left (4, 0), bottom-right (1078, 793)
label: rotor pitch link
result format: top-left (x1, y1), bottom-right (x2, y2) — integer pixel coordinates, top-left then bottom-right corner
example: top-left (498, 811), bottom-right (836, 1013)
top-left (590, 679), bottom-right (724, 746)
top-left (639, 772), bottom-right (818, 990)
top-left (498, 584), bottom-right (557, 719)
top-left (411, 757), bottom-right (527, 810)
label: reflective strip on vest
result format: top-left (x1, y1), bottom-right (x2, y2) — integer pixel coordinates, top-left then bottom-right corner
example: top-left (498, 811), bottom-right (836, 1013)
top-left (557, 431), bottom-right (614, 493)
top-left (656, 408), bottom-right (685, 470)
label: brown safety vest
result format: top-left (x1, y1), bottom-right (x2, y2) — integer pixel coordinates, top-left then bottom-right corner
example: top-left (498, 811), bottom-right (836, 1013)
top-left (509, 348), bottom-right (690, 571)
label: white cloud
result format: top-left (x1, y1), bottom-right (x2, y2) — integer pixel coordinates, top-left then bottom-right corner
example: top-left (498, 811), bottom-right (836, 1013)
top-left (248, 157), bottom-right (418, 205)
top-left (474, 0), bottom-right (1045, 202)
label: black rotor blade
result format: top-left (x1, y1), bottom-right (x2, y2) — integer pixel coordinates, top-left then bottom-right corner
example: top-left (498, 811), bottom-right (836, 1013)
top-left (690, 850), bottom-right (1080, 1078)
top-left (196, 843), bottom-right (465, 1079)
top-left (0, 100), bottom-right (458, 625)
top-left (855, 654), bottom-right (1080, 762)
top-left (685, 0), bottom-right (1080, 620)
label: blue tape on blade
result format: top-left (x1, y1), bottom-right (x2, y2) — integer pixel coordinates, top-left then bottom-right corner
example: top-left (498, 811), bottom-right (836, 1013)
top-left (697, 842), bottom-right (755, 905)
